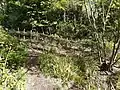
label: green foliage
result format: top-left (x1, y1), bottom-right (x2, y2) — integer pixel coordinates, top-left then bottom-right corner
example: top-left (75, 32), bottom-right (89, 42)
top-left (0, 0), bottom-right (120, 89)
top-left (0, 63), bottom-right (26, 90)
top-left (39, 52), bottom-right (86, 86)
top-left (56, 21), bottom-right (75, 39)
top-left (0, 26), bottom-right (27, 89)
top-left (51, 0), bottom-right (69, 10)
top-left (0, 27), bottom-right (28, 68)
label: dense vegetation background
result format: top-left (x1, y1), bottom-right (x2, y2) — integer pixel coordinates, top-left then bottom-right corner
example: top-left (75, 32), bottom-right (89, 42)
top-left (0, 0), bottom-right (120, 90)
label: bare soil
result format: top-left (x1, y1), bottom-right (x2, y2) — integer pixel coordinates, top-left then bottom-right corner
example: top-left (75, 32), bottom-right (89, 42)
top-left (26, 51), bottom-right (55, 90)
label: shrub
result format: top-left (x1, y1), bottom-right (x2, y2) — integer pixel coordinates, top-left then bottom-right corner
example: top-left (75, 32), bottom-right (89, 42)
top-left (0, 26), bottom-right (27, 89)
top-left (0, 27), bottom-right (28, 69)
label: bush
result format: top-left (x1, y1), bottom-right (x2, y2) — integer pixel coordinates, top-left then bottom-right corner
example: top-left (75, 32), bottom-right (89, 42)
top-left (0, 60), bottom-right (26, 90)
top-left (0, 26), bottom-right (27, 89)
top-left (0, 27), bottom-right (28, 69)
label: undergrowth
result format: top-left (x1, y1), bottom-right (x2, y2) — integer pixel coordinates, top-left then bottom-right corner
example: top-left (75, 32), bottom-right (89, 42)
top-left (0, 27), bottom-right (27, 90)
top-left (38, 52), bottom-right (87, 89)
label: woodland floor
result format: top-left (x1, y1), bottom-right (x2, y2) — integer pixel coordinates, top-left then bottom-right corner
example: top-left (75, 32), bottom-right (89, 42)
top-left (26, 50), bottom-right (80, 90)
top-left (26, 50), bottom-right (55, 90)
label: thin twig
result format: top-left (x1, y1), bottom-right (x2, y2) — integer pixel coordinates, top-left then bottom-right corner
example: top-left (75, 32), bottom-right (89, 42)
top-left (112, 39), bottom-right (120, 62)
top-left (84, 0), bottom-right (92, 25)
top-left (109, 41), bottom-right (116, 66)
top-left (104, 0), bottom-right (113, 27)
top-left (88, 0), bottom-right (97, 29)
top-left (102, 35), bottom-right (106, 58)
top-left (112, 57), bottom-right (120, 66)
top-left (109, 39), bottom-right (120, 67)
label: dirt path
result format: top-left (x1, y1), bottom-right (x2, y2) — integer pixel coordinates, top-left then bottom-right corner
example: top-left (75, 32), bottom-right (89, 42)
top-left (26, 51), bottom-right (55, 90)
top-left (25, 50), bottom-right (80, 90)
